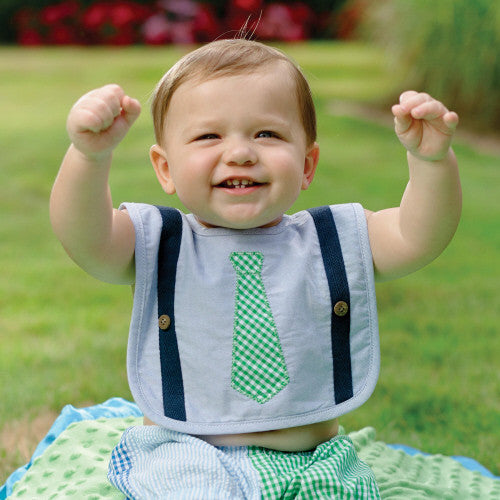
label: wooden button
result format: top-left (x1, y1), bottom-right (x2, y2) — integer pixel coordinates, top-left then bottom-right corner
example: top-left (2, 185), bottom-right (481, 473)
top-left (334, 301), bottom-right (349, 317)
top-left (158, 314), bottom-right (171, 330)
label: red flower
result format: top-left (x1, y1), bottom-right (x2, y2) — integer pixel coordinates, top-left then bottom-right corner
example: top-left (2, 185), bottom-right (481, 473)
top-left (110, 1), bottom-right (151, 29)
top-left (47, 24), bottom-right (81, 44)
top-left (232, 0), bottom-right (263, 11)
top-left (82, 1), bottom-right (152, 45)
top-left (192, 5), bottom-right (220, 42)
top-left (41, 1), bottom-right (80, 25)
top-left (17, 28), bottom-right (44, 46)
top-left (289, 3), bottom-right (314, 29)
top-left (143, 1), bottom-right (219, 45)
top-left (169, 21), bottom-right (196, 44)
top-left (142, 13), bottom-right (171, 45)
top-left (82, 3), bottom-right (108, 30)
top-left (257, 3), bottom-right (308, 42)
top-left (159, 0), bottom-right (199, 19)
top-left (225, 0), bottom-right (264, 33)
top-left (107, 26), bottom-right (136, 45)
top-left (110, 4), bottom-right (138, 28)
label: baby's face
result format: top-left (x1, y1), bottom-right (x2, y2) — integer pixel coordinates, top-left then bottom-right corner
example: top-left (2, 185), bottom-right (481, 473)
top-left (152, 64), bottom-right (319, 228)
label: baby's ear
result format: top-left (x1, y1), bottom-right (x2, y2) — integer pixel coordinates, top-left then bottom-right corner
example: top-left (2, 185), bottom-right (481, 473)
top-left (150, 145), bottom-right (176, 195)
top-left (302, 142), bottom-right (319, 190)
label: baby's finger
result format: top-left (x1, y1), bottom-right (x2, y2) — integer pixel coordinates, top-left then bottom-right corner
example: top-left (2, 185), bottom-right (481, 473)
top-left (93, 84), bottom-right (124, 102)
top-left (76, 99), bottom-right (117, 133)
top-left (93, 86), bottom-right (124, 127)
top-left (409, 99), bottom-right (448, 121)
top-left (70, 89), bottom-right (122, 134)
top-left (82, 85), bottom-right (124, 130)
top-left (399, 92), bottom-right (432, 113)
top-left (71, 107), bottom-right (108, 134)
top-left (398, 90), bottom-right (419, 104)
top-left (391, 103), bottom-right (413, 134)
top-left (121, 95), bottom-right (142, 127)
top-left (443, 111), bottom-right (459, 131)
top-left (98, 84), bottom-right (124, 116)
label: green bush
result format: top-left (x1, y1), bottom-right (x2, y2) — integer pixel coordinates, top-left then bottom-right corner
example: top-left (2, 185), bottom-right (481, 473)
top-left (363, 0), bottom-right (500, 129)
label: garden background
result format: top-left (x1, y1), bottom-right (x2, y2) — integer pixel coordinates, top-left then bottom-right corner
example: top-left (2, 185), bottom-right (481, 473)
top-left (1, 0), bottom-right (499, 482)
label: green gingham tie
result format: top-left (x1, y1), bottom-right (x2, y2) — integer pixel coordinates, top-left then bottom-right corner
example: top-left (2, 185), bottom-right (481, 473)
top-left (230, 252), bottom-right (289, 404)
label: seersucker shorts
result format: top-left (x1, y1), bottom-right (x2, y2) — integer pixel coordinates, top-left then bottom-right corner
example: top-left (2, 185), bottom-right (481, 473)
top-left (108, 426), bottom-right (380, 499)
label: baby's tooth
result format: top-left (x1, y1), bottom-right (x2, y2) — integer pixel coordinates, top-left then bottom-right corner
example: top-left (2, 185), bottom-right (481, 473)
top-left (241, 179), bottom-right (248, 185)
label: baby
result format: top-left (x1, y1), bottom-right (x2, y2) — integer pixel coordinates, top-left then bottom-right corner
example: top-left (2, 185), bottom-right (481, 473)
top-left (50, 39), bottom-right (461, 498)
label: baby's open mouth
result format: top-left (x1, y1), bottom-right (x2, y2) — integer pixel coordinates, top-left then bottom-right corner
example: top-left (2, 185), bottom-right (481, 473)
top-left (217, 179), bottom-right (263, 189)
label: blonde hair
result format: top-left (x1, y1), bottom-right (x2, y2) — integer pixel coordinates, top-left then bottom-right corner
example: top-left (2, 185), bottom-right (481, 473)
top-left (151, 38), bottom-right (317, 146)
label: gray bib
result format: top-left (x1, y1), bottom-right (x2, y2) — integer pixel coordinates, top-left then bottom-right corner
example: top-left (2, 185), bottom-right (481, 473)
top-left (122, 202), bottom-right (379, 434)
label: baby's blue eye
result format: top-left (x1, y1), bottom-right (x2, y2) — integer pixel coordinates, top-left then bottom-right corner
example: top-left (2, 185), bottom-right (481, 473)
top-left (256, 131), bottom-right (278, 139)
top-left (196, 133), bottom-right (219, 140)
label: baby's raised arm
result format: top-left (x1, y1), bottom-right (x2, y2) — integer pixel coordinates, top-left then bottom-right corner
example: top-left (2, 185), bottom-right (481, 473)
top-left (50, 85), bottom-right (141, 284)
top-left (366, 91), bottom-right (462, 281)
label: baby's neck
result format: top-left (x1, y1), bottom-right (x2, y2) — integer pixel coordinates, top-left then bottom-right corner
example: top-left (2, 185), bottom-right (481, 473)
top-left (194, 215), bottom-right (284, 229)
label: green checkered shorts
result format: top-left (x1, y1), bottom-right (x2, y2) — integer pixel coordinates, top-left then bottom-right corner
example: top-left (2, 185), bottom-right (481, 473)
top-left (248, 434), bottom-right (380, 499)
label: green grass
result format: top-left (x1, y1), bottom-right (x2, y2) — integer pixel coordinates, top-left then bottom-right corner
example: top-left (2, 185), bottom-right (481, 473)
top-left (1, 42), bottom-right (499, 481)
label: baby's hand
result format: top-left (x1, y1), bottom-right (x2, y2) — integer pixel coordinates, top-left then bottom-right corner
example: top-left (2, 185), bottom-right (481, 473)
top-left (66, 84), bottom-right (141, 160)
top-left (392, 91), bottom-right (458, 161)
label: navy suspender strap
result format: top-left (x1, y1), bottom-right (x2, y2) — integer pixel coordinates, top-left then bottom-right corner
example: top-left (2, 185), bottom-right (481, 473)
top-left (155, 206), bottom-right (186, 421)
top-left (307, 206), bottom-right (353, 404)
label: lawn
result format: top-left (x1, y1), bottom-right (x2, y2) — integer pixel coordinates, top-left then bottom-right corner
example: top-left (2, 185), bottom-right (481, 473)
top-left (0, 42), bottom-right (498, 482)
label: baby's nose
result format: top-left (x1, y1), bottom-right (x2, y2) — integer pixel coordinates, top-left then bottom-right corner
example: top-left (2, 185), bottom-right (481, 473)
top-left (223, 140), bottom-right (257, 166)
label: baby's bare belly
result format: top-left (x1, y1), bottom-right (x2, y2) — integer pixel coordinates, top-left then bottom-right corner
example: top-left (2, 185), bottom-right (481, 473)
top-left (144, 416), bottom-right (339, 452)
